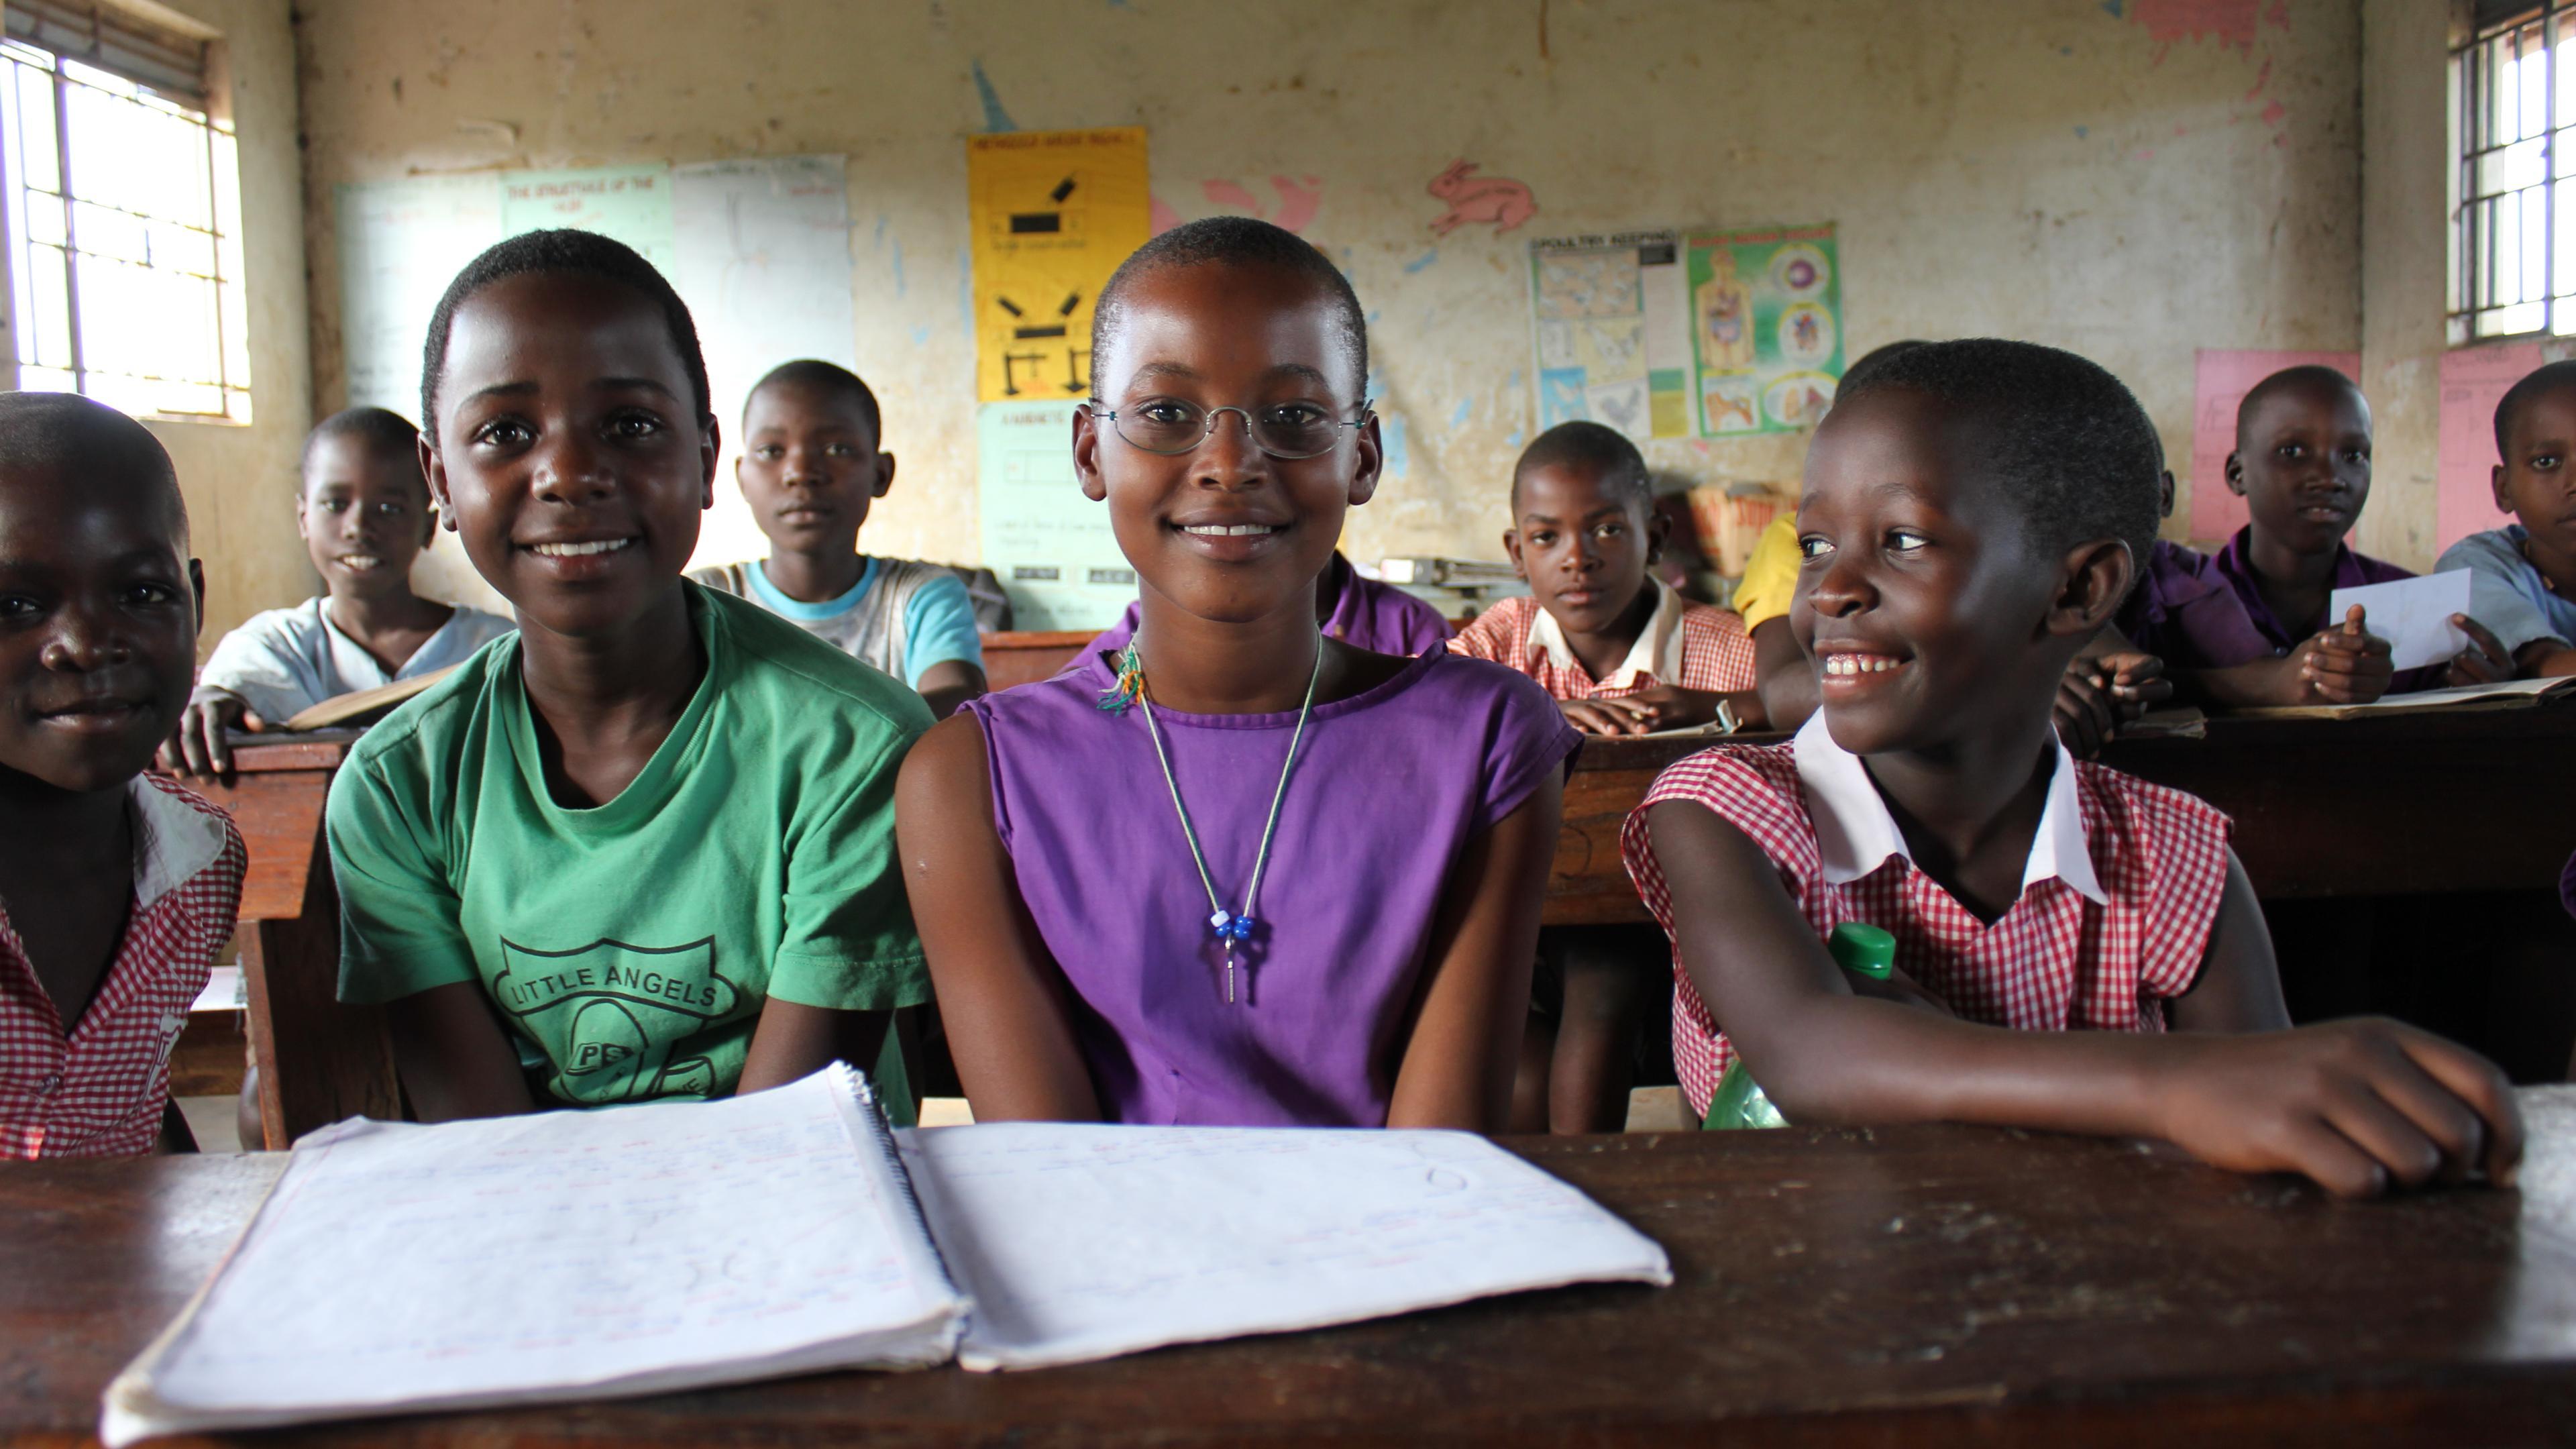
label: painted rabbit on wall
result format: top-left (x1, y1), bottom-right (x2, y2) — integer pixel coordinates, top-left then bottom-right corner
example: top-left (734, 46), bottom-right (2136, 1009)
top-left (1426, 160), bottom-right (1536, 236)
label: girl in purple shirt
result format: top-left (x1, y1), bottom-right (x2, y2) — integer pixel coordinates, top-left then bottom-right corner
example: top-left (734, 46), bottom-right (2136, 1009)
top-left (896, 219), bottom-right (1577, 1129)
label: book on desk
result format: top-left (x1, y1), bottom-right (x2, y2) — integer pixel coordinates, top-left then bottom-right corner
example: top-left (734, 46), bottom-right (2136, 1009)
top-left (101, 1065), bottom-right (1671, 1444)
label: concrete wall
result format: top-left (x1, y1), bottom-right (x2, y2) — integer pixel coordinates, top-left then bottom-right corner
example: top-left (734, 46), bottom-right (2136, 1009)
top-left (2353, 0), bottom-right (2458, 568)
top-left (289, 0), bottom-right (2366, 612)
top-left (154, 0), bottom-right (313, 646)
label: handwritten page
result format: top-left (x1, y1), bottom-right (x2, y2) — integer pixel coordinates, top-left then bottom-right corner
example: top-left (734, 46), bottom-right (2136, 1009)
top-left (102, 1067), bottom-right (965, 1446)
top-left (900, 1124), bottom-right (1672, 1372)
top-left (2330, 570), bottom-right (2473, 671)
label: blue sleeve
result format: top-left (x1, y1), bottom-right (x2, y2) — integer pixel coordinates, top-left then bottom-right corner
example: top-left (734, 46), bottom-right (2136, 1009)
top-left (900, 572), bottom-right (986, 687)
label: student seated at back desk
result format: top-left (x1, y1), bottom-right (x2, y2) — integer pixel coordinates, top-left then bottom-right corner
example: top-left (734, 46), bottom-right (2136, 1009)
top-left (898, 218), bottom-right (1574, 1131)
top-left (158, 407), bottom-right (512, 777)
top-left (1448, 421), bottom-right (1758, 1132)
top-left (1630, 337), bottom-right (2522, 1197)
top-left (692, 360), bottom-right (998, 719)
top-left (0, 394), bottom-right (244, 1158)
top-left (2434, 360), bottom-right (2576, 679)
top-left (2212, 366), bottom-right (2515, 696)
top-left (329, 231), bottom-right (933, 1124)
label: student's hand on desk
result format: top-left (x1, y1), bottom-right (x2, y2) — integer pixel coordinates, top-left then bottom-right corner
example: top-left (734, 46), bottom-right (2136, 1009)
top-left (2443, 615), bottom-right (2517, 686)
top-left (2294, 606), bottom-right (2395, 704)
top-left (1558, 687), bottom-right (1754, 737)
top-left (156, 695), bottom-right (266, 779)
top-left (2055, 651), bottom-right (2171, 757)
top-left (1556, 697), bottom-right (1655, 735)
top-left (2152, 1017), bottom-right (2522, 1198)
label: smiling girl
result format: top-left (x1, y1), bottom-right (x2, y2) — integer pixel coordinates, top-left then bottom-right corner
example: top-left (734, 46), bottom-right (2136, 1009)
top-left (1628, 339), bottom-right (2522, 1197)
top-left (895, 219), bottom-right (1576, 1129)
top-left (325, 231), bottom-right (934, 1121)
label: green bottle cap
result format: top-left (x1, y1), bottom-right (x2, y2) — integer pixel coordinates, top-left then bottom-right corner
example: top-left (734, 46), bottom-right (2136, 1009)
top-left (1828, 922), bottom-right (1896, 979)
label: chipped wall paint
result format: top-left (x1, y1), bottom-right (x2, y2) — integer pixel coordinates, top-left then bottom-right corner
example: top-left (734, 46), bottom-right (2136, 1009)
top-left (292, 0), bottom-right (2367, 578)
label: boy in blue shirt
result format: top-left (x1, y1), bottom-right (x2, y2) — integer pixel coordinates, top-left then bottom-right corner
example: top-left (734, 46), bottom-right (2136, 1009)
top-left (2436, 360), bottom-right (2576, 679)
top-left (693, 361), bottom-right (990, 717)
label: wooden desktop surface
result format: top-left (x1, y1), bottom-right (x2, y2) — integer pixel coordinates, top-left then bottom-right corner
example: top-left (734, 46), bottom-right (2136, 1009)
top-left (7, 1089), bottom-right (2576, 1446)
top-left (1550, 704), bottom-right (2576, 924)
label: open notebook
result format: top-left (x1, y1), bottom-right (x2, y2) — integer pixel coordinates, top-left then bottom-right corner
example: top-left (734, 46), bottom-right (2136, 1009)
top-left (101, 1065), bottom-right (1670, 1444)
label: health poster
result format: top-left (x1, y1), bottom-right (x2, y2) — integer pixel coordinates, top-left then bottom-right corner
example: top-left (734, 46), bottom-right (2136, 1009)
top-left (968, 127), bottom-right (1150, 405)
top-left (1527, 231), bottom-right (1689, 443)
top-left (1686, 225), bottom-right (1842, 437)
top-left (976, 399), bottom-right (1134, 630)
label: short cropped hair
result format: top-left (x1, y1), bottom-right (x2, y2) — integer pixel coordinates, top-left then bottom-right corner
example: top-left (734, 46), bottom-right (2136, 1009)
top-left (1839, 339), bottom-right (1931, 392)
top-left (0, 390), bottom-right (185, 543)
top-left (2494, 359), bottom-right (2576, 455)
top-left (1091, 217), bottom-right (1367, 392)
top-left (747, 359), bottom-right (882, 446)
top-left (1510, 421), bottom-right (1652, 513)
top-left (301, 406), bottom-right (421, 481)
top-left (1835, 338), bottom-right (2162, 570)
top-left (2234, 364), bottom-right (2363, 445)
top-left (420, 229), bottom-right (710, 435)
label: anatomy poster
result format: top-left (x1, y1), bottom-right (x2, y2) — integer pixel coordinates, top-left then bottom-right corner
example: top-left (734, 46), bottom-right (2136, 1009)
top-left (1526, 231), bottom-right (1689, 443)
top-left (1686, 225), bottom-right (1842, 437)
top-left (967, 127), bottom-right (1151, 405)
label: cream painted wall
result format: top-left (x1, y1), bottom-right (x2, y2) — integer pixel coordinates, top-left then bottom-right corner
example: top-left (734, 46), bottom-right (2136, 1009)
top-left (2353, 0), bottom-right (2455, 570)
top-left (290, 0), bottom-right (2363, 613)
top-left (151, 0), bottom-right (314, 647)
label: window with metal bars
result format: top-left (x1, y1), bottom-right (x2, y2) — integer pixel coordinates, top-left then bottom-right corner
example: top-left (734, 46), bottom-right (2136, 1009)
top-left (0, 1), bottom-right (247, 421)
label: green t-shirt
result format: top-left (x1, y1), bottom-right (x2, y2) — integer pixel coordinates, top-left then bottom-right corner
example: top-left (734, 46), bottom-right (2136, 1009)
top-left (329, 584), bottom-right (934, 1116)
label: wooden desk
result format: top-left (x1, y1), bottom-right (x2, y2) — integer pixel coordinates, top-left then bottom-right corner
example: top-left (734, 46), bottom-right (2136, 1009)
top-left (8, 1091), bottom-right (2576, 1446)
top-left (980, 629), bottom-right (1091, 691)
top-left (175, 733), bottom-right (396, 1150)
top-left (1550, 706), bottom-right (2576, 924)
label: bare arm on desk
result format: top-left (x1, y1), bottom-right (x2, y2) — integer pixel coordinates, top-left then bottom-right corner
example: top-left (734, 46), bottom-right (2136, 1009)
top-left (1646, 799), bottom-right (2524, 1197)
top-left (894, 712), bottom-right (1102, 1122)
top-left (914, 659), bottom-right (987, 721)
top-left (739, 1002), bottom-right (892, 1095)
top-left (1387, 774), bottom-right (1563, 1131)
top-left (384, 981), bottom-right (537, 1121)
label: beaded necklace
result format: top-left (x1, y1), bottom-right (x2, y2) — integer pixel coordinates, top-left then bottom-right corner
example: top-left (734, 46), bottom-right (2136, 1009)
top-left (1099, 638), bottom-right (1322, 1004)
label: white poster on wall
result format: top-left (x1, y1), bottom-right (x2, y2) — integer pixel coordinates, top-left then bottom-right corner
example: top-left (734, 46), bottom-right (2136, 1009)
top-left (671, 156), bottom-right (857, 578)
top-left (975, 400), bottom-right (1130, 631)
top-left (335, 156), bottom-right (856, 610)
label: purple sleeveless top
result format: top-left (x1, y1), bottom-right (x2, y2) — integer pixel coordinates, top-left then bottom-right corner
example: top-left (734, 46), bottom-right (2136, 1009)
top-left (1082, 553), bottom-right (1456, 663)
top-left (965, 648), bottom-right (1580, 1126)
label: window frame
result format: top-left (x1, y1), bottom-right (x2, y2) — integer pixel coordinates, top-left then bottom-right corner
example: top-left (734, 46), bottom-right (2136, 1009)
top-left (0, 13), bottom-right (247, 424)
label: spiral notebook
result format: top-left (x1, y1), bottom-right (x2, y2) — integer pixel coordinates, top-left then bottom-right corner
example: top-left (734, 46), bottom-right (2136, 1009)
top-left (101, 1065), bottom-right (1671, 1444)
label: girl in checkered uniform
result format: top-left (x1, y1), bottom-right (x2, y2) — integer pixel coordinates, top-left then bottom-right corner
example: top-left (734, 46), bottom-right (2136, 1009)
top-left (1622, 339), bottom-right (2523, 1197)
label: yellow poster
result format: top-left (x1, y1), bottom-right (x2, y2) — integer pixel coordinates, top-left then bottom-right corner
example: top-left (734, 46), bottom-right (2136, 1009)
top-left (967, 127), bottom-right (1150, 405)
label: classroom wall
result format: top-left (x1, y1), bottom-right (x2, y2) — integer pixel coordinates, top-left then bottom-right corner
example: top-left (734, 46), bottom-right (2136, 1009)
top-left (290, 0), bottom-right (2367, 614)
top-left (2353, 0), bottom-right (2455, 568)
top-left (152, 0), bottom-right (313, 647)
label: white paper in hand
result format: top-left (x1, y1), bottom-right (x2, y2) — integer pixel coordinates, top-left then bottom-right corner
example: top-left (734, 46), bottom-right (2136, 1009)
top-left (2329, 569), bottom-right (2473, 672)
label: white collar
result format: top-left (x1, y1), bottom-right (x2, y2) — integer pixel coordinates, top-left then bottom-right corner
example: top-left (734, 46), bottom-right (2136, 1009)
top-left (1790, 712), bottom-right (2106, 906)
top-left (1525, 578), bottom-right (1688, 689)
top-left (129, 777), bottom-right (227, 911)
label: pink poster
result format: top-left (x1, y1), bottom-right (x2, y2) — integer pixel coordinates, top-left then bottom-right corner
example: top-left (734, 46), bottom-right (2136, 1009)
top-left (2436, 341), bottom-right (2542, 552)
top-left (2188, 349), bottom-right (2361, 544)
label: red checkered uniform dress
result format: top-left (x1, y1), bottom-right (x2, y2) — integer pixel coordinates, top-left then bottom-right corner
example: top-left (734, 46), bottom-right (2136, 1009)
top-left (1448, 590), bottom-right (1756, 698)
top-left (1619, 739), bottom-right (2233, 1119)
top-left (1, 775), bottom-right (244, 1157)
